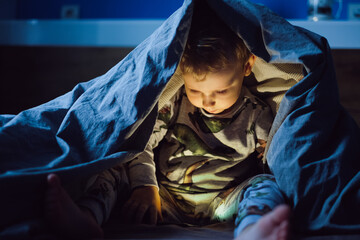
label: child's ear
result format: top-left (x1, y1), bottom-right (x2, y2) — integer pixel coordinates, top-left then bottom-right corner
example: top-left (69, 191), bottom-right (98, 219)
top-left (244, 55), bottom-right (256, 76)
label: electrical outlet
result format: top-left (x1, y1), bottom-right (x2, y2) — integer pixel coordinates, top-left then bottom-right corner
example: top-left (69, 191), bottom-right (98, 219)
top-left (348, 3), bottom-right (360, 20)
top-left (61, 5), bottom-right (80, 19)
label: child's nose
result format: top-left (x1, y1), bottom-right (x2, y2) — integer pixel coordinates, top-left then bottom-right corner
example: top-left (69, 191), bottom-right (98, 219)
top-left (202, 95), bottom-right (215, 107)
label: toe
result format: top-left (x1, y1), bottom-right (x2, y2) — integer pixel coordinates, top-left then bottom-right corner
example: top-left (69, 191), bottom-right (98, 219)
top-left (47, 173), bottom-right (61, 187)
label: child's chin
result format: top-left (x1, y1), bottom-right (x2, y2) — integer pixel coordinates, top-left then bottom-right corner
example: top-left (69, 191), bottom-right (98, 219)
top-left (204, 109), bottom-right (223, 114)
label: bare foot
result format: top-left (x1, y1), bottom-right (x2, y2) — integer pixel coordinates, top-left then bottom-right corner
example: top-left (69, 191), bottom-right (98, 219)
top-left (44, 173), bottom-right (104, 239)
top-left (235, 204), bottom-right (291, 240)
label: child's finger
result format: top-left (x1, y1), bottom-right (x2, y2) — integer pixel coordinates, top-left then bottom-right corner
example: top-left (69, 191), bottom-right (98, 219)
top-left (147, 205), bottom-right (157, 225)
top-left (157, 208), bottom-right (163, 223)
top-left (121, 201), bottom-right (138, 223)
top-left (134, 204), bottom-right (148, 224)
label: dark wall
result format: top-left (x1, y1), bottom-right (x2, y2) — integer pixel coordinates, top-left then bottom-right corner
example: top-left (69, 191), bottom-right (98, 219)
top-left (4, 0), bottom-right (357, 20)
top-left (0, 47), bottom-right (359, 126)
top-left (15, 0), bottom-right (182, 19)
top-left (332, 50), bottom-right (360, 125)
top-left (0, 47), bottom-right (132, 114)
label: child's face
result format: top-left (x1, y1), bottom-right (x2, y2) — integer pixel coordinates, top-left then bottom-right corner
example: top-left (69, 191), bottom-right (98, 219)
top-left (183, 56), bottom-right (255, 115)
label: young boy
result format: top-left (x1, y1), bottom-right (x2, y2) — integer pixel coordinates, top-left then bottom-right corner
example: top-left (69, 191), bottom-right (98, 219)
top-left (45, 5), bottom-right (290, 240)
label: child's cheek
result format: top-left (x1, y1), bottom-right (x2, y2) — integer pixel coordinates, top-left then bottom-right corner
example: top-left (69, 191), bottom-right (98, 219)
top-left (189, 96), bottom-right (201, 108)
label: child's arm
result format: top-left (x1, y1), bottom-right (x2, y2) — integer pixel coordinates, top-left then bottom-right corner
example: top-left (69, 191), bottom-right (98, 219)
top-left (123, 98), bottom-right (177, 224)
top-left (122, 141), bottom-right (164, 224)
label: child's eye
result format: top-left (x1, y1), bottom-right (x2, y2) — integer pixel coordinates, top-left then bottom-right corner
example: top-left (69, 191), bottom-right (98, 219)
top-left (190, 89), bottom-right (200, 94)
top-left (216, 89), bottom-right (228, 94)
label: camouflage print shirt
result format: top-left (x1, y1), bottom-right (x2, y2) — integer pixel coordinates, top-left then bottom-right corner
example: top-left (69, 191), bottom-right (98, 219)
top-left (128, 85), bottom-right (273, 217)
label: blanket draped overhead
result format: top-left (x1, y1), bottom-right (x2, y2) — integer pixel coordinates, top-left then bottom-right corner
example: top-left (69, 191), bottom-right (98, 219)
top-left (1, 0), bottom-right (360, 237)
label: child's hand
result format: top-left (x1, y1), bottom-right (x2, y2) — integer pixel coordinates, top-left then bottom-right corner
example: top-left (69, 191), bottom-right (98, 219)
top-left (121, 186), bottom-right (163, 225)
